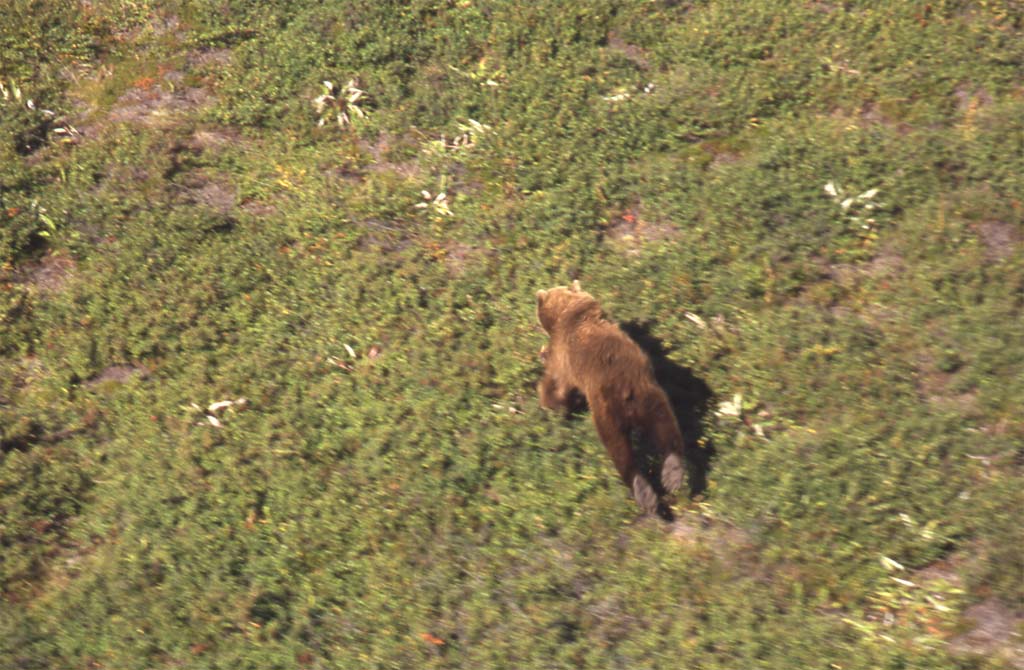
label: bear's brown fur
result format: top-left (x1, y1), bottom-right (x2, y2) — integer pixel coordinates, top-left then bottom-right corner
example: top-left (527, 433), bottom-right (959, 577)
top-left (536, 280), bottom-right (686, 514)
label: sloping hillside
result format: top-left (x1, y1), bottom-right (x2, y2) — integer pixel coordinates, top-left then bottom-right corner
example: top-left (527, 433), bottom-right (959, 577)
top-left (2, 2), bottom-right (1022, 668)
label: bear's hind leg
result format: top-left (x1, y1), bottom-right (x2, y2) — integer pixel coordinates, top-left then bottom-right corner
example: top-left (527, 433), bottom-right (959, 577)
top-left (631, 473), bottom-right (658, 515)
top-left (661, 452), bottom-right (684, 494)
top-left (592, 410), bottom-right (658, 514)
top-left (648, 401), bottom-right (687, 494)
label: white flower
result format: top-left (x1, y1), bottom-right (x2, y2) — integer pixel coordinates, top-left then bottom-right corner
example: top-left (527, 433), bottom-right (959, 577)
top-left (683, 311), bottom-right (707, 329)
top-left (602, 92), bottom-right (631, 102)
top-left (716, 393), bottom-right (743, 418)
top-left (879, 555), bottom-right (905, 571)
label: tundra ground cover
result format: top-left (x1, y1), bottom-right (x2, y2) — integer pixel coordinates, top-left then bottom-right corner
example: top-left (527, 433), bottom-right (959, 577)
top-left (1, 1), bottom-right (1022, 668)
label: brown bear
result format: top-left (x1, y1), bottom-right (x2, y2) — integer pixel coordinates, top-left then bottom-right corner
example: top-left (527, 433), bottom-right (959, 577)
top-left (536, 280), bottom-right (686, 514)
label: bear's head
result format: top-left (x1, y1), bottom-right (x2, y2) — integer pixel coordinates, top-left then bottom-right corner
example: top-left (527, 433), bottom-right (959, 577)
top-left (536, 280), bottom-right (601, 333)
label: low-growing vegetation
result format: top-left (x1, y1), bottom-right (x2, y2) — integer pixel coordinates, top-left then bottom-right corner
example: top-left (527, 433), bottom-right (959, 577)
top-left (2, 1), bottom-right (1021, 668)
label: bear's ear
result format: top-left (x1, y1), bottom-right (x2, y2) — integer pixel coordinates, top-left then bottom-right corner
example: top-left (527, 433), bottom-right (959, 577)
top-left (536, 289), bottom-right (547, 304)
top-left (571, 279), bottom-right (582, 293)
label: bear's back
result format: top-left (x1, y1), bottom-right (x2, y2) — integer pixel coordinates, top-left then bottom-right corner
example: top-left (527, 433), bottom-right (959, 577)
top-left (564, 321), bottom-right (654, 395)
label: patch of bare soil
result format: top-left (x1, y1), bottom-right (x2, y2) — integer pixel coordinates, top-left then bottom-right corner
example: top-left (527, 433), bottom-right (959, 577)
top-left (361, 132), bottom-right (421, 179)
top-left (865, 248), bottom-right (905, 278)
top-left (669, 510), bottom-right (756, 564)
top-left (606, 32), bottom-right (651, 70)
top-left (108, 85), bottom-right (211, 127)
top-left (105, 12), bottom-right (216, 128)
top-left (913, 556), bottom-right (965, 588)
top-left (240, 199), bottom-right (280, 217)
top-left (913, 350), bottom-right (981, 415)
top-left (975, 220), bottom-right (1021, 263)
top-left (821, 247), bottom-right (905, 289)
top-left (25, 252), bottom-right (75, 294)
top-left (355, 222), bottom-right (414, 254)
top-left (84, 364), bottom-right (149, 388)
top-left (927, 391), bottom-right (980, 414)
top-left (827, 103), bottom-right (914, 135)
top-left (176, 173), bottom-right (237, 215)
top-left (186, 127), bottom-right (242, 153)
top-left (604, 209), bottom-right (680, 254)
top-left (949, 599), bottom-right (1024, 669)
top-left (444, 241), bottom-right (490, 277)
top-left (906, 555), bottom-right (1024, 667)
top-left (366, 157), bottom-right (420, 180)
top-left (111, 12), bottom-right (183, 44)
top-left (186, 48), bottom-right (233, 70)
top-left (953, 84), bottom-right (994, 113)
top-left (0, 356), bottom-right (45, 399)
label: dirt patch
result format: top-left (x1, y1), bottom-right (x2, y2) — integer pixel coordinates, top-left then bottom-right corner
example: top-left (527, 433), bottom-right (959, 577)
top-left (927, 390), bottom-right (980, 413)
top-left (865, 248), bottom-right (905, 278)
top-left (84, 364), bottom-right (148, 388)
top-left (355, 222), bottom-right (414, 254)
top-left (709, 150), bottom-right (742, 168)
top-left (953, 84), bottom-right (994, 114)
top-left (607, 32), bottom-right (651, 70)
top-left (912, 554), bottom-right (966, 593)
top-left (842, 102), bottom-right (914, 135)
top-left (820, 247), bottom-right (904, 288)
top-left (604, 209), bottom-right (680, 254)
top-left (0, 357), bottom-right (46, 400)
top-left (112, 12), bottom-right (183, 44)
top-left (366, 158), bottom-right (420, 180)
top-left (949, 599), bottom-right (1024, 669)
top-left (322, 163), bottom-right (366, 184)
top-left (975, 220), bottom-right (1021, 263)
top-left (914, 351), bottom-right (980, 415)
top-left (669, 511), bottom-right (756, 564)
top-left (108, 85), bottom-right (211, 127)
top-left (444, 242), bottom-right (490, 277)
top-left (978, 417), bottom-right (1024, 443)
top-left (824, 262), bottom-right (860, 289)
top-left (177, 173), bottom-right (237, 215)
top-left (25, 253), bottom-right (75, 295)
top-left (186, 48), bottom-right (233, 70)
top-left (698, 140), bottom-right (743, 168)
top-left (361, 133), bottom-right (422, 179)
top-left (186, 127), bottom-right (242, 153)
top-left (240, 199), bottom-right (279, 218)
